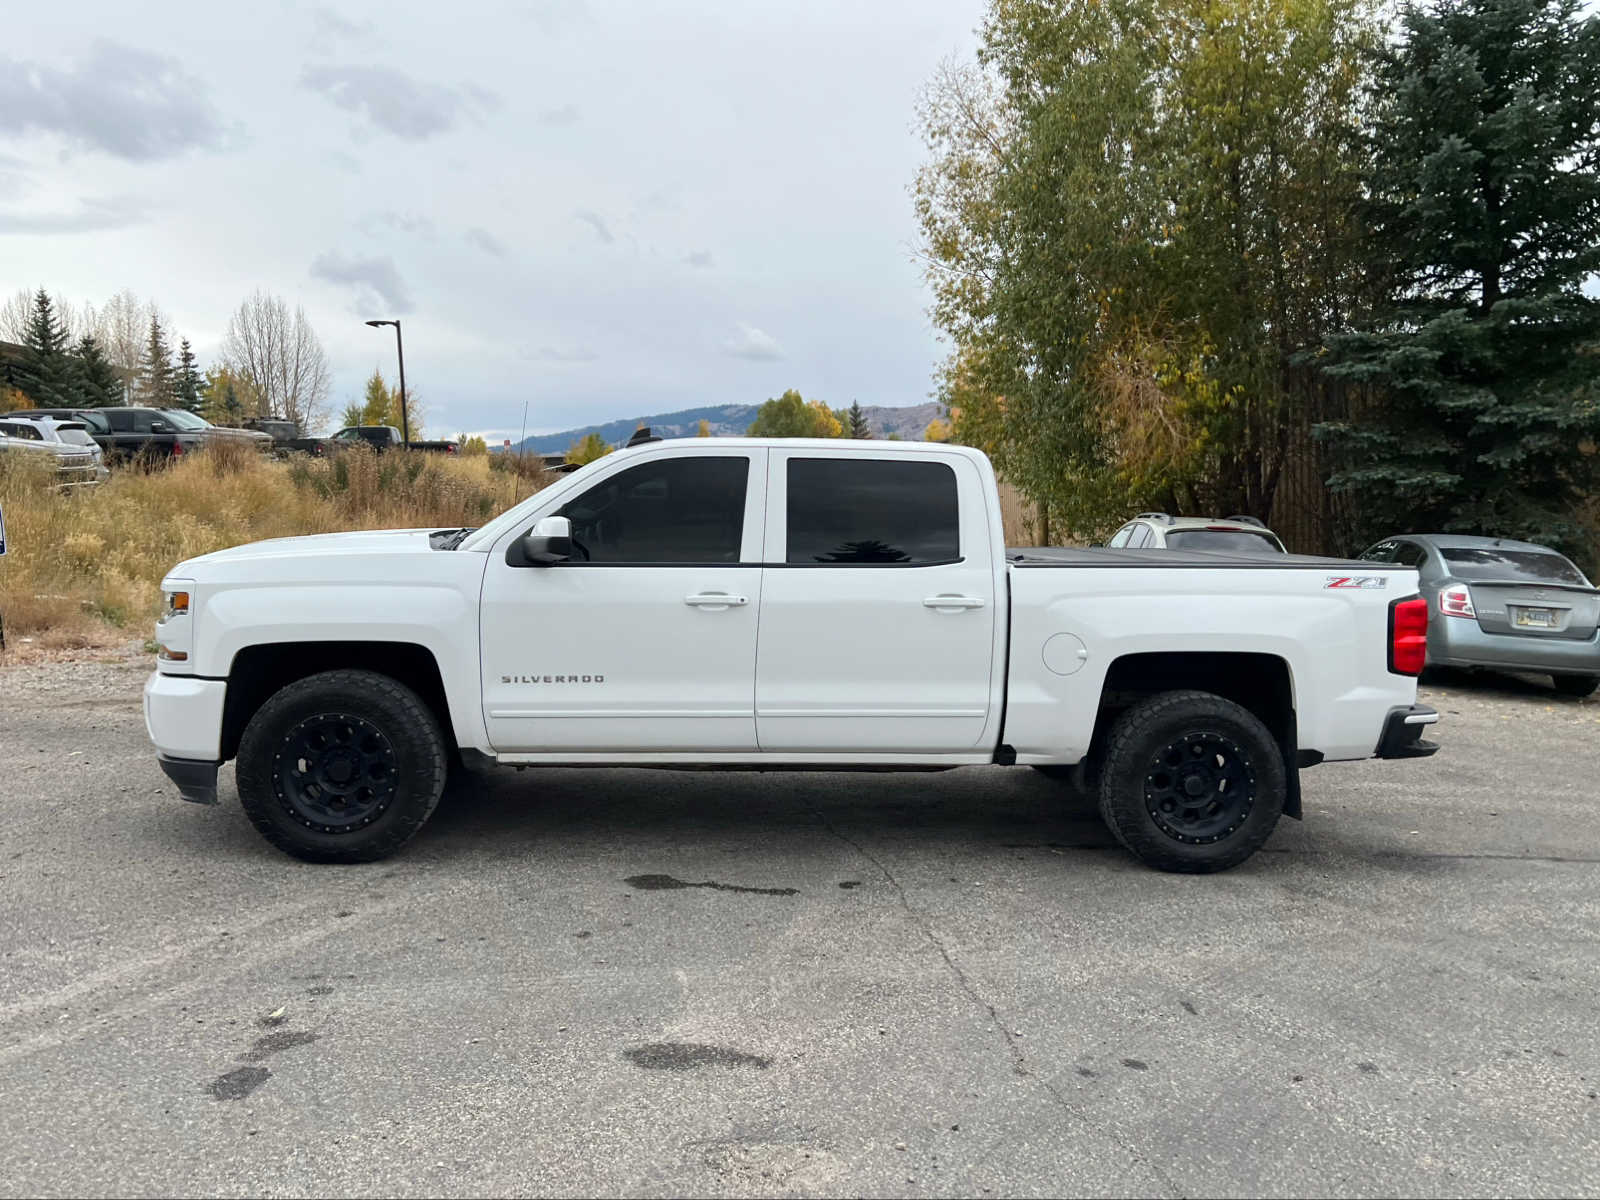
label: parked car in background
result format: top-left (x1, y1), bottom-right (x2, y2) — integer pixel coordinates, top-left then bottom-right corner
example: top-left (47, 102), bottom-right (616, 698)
top-left (3, 405), bottom-right (203, 464)
top-left (321, 425), bottom-right (459, 454)
top-left (242, 418), bottom-right (326, 457)
top-left (158, 409), bottom-right (273, 454)
top-left (0, 417), bottom-right (105, 488)
top-left (1106, 513), bottom-right (1287, 553)
top-left (1360, 534), bottom-right (1600, 696)
top-left (3, 416), bottom-right (109, 478)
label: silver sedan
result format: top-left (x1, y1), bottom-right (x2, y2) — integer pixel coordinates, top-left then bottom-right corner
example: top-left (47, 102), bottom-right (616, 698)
top-left (1359, 534), bottom-right (1600, 696)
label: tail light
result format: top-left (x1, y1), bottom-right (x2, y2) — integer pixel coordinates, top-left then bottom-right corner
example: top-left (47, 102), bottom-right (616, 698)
top-left (1439, 584), bottom-right (1475, 618)
top-left (1388, 595), bottom-right (1428, 676)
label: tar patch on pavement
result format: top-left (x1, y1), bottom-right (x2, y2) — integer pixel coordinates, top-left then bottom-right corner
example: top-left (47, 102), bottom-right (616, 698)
top-left (244, 1031), bottom-right (319, 1061)
top-left (206, 1066), bottom-right (271, 1101)
top-left (839, 880), bottom-right (863, 889)
top-left (1120, 1058), bottom-right (1149, 1071)
top-left (624, 1042), bottom-right (773, 1070)
top-left (624, 873), bottom-right (798, 897)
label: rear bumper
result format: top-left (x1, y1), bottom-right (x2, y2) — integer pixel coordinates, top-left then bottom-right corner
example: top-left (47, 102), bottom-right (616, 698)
top-left (1375, 704), bottom-right (1440, 759)
top-left (158, 755), bottom-right (220, 805)
top-left (1431, 619), bottom-right (1600, 675)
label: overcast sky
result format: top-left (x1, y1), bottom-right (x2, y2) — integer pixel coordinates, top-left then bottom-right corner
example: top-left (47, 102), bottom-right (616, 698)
top-left (1, 0), bottom-right (983, 438)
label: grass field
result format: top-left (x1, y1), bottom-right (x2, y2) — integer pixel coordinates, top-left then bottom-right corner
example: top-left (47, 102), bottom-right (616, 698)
top-left (0, 446), bottom-right (552, 653)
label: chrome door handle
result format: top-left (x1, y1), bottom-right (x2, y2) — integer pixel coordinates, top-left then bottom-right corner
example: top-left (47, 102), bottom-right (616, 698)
top-left (923, 595), bottom-right (986, 610)
top-left (685, 592), bottom-right (748, 609)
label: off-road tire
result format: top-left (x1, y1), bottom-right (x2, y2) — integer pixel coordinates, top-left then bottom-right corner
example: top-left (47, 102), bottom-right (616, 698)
top-left (1096, 690), bottom-right (1285, 874)
top-left (236, 669), bottom-right (448, 863)
top-left (1552, 674), bottom-right (1599, 698)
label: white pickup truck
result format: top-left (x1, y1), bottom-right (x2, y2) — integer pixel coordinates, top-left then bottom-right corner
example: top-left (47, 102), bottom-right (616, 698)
top-left (145, 438), bottom-right (1439, 873)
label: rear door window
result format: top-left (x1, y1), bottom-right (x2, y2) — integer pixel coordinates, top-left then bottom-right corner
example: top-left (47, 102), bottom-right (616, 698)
top-left (105, 410), bottom-right (135, 433)
top-left (785, 458), bottom-right (959, 564)
top-left (1440, 547), bottom-right (1589, 586)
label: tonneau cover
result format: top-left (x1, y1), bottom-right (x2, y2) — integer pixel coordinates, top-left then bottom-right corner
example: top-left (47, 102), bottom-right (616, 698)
top-left (1007, 546), bottom-right (1408, 570)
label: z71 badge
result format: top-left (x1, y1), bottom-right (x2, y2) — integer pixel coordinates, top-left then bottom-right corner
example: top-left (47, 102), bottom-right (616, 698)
top-left (1324, 575), bottom-right (1388, 589)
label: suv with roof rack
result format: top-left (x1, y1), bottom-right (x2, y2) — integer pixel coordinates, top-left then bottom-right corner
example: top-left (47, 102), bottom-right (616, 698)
top-left (1106, 513), bottom-right (1287, 554)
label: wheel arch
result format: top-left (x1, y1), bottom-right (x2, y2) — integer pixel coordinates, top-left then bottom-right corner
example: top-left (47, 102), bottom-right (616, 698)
top-left (220, 641), bottom-right (454, 763)
top-left (1090, 651), bottom-right (1303, 820)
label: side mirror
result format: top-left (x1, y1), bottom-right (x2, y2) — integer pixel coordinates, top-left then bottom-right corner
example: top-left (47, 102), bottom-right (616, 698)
top-left (506, 515), bottom-right (572, 567)
top-left (150, 420), bottom-right (171, 434)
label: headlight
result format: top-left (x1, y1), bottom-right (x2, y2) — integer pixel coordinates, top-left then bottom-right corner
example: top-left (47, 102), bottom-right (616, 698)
top-left (164, 591), bottom-right (190, 620)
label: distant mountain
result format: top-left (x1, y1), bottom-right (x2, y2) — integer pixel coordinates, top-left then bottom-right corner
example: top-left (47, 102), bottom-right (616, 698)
top-left (507, 402), bottom-right (943, 455)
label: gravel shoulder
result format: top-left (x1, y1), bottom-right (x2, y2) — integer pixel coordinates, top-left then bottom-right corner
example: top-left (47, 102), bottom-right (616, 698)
top-left (1, 653), bottom-right (1597, 1198)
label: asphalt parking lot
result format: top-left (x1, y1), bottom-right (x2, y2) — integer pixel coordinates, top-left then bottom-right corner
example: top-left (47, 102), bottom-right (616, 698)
top-left (1, 655), bottom-right (1598, 1198)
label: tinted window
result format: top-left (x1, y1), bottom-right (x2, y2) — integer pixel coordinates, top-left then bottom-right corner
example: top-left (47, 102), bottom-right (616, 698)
top-left (557, 456), bottom-right (748, 564)
top-left (1360, 541), bottom-right (1397, 562)
top-left (0, 422), bottom-right (40, 440)
top-left (75, 411), bottom-right (108, 434)
top-left (1440, 546), bottom-right (1588, 586)
top-left (105, 410), bottom-right (135, 432)
top-left (1165, 530), bottom-right (1285, 554)
top-left (786, 458), bottom-right (959, 564)
top-left (1392, 542), bottom-right (1426, 567)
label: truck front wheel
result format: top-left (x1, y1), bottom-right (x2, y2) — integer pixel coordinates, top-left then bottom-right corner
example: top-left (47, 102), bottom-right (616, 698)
top-left (1097, 690), bottom-right (1284, 873)
top-left (235, 669), bottom-right (448, 863)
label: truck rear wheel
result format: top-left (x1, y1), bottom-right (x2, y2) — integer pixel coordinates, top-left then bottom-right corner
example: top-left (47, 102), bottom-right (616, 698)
top-left (235, 669), bottom-right (448, 863)
top-left (1096, 690), bottom-right (1284, 873)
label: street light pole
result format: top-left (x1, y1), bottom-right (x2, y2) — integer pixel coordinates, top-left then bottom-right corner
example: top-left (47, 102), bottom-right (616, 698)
top-left (364, 319), bottom-right (409, 447)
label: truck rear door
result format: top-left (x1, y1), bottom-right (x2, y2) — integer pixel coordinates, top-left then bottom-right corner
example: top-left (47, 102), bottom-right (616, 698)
top-left (754, 449), bottom-right (1001, 753)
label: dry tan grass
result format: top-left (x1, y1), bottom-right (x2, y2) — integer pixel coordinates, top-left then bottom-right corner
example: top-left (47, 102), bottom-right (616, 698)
top-left (0, 446), bottom-right (553, 651)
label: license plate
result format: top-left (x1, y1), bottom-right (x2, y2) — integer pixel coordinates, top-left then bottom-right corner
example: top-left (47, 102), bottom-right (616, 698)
top-left (1515, 607), bottom-right (1556, 628)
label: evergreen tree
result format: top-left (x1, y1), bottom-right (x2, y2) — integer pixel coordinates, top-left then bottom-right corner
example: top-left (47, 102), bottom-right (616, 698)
top-left (846, 400), bottom-right (871, 439)
top-left (1318, 0), bottom-right (1600, 554)
top-left (136, 315), bottom-right (175, 408)
top-left (172, 338), bottom-right (203, 413)
top-left (16, 288), bottom-right (74, 406)
top-left (71, 334), bottom-right (122, 407)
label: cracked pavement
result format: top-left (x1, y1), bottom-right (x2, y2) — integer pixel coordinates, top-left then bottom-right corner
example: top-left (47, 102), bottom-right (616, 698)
top-left (2, 655), bottom-right (1598, 1197)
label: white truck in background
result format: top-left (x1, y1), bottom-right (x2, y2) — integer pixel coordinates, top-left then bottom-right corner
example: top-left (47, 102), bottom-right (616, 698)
top-left (144, 437), bottom-right (1439, 873)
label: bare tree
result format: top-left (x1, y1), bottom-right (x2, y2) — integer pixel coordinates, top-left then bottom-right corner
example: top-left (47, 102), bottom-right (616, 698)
top-left (96, 290), bottom-right (153, 402)
top-left (0, 288), bottom-right (87, 344)
top-left (219, 290), bottom-right (331, 432)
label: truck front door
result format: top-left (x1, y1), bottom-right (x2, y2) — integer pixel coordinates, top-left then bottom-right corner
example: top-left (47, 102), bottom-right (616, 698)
top-left (480, 447), bottom-right (766, 752)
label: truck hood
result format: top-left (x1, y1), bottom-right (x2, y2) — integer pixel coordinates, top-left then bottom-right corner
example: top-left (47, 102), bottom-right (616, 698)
top-left (174, 528), bottom-right (438, 571)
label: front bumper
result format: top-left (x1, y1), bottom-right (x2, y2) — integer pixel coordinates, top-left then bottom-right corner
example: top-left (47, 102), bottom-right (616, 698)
top-left (144, 671), bottom-right (226, 762)
top-left (1375, 704), bottom-right (1440, 759)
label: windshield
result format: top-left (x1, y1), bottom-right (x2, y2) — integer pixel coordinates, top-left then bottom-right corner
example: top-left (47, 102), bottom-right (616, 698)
top-left (1440, 546), bottom-right (1589, 586)
top-left (1166, 529), bottom-right (1285, 554)
top-left (54, 427), bottom-right (95, 446)
top-left (162, 409), bottom-right (211, 430)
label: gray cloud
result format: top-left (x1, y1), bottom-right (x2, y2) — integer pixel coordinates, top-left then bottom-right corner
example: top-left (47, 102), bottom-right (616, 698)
top-left (361, 210), bottom-right (434, 236)
top-left (312, 6), bottom-right (376, 41)
top-left (684, 249), bottom-right (714, 269)
top-left (0, 40), bottom-right (228, 161)
top-left (528, 344), bottom-right (600, 364)
top-left (300, 64), bottom-right (499, 140)
top-left (536, 104), bottom-right (581, 127)
top-left (722, 323), bottom-right (783, 361)
top-left (0, 195), bottom-right (148, 235)
top-left (310, 251), bottom-right (414, 314)
top-left (465, 227), bottom-right (508, 257)
top-left (574, 209), bottom-right (614, 244)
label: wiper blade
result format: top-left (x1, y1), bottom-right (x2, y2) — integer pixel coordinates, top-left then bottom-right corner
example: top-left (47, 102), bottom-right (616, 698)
top-left (429, 527), bottom-right (475, 551)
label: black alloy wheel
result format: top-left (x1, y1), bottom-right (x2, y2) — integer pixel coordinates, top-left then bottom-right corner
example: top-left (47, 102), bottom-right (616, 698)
top-left (1142, 731), bottom-right (1255, 846)
top-left (274, 712), bottom-right (400, 834)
